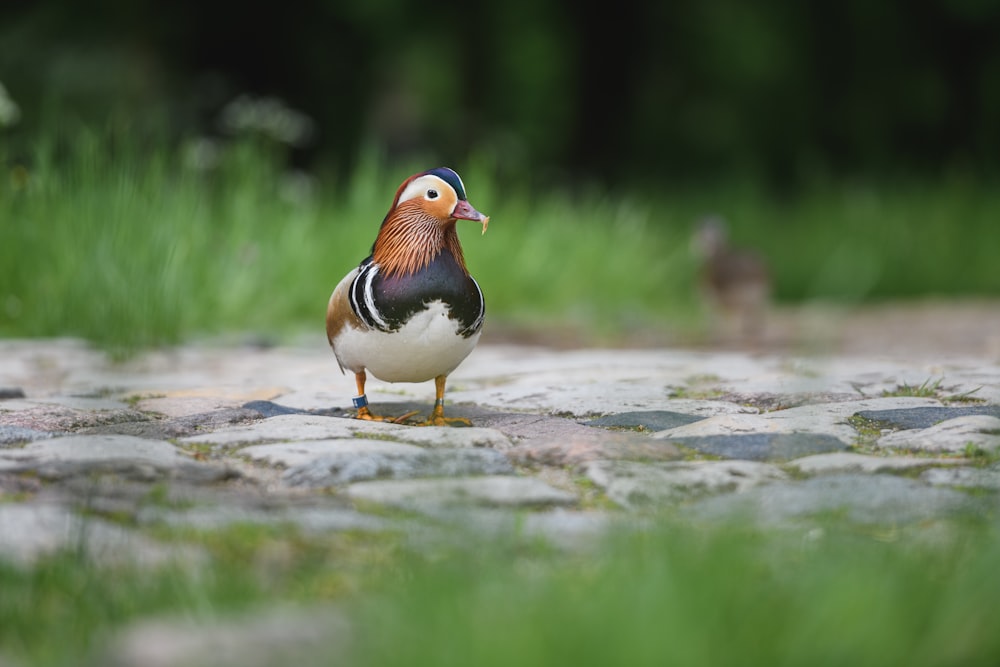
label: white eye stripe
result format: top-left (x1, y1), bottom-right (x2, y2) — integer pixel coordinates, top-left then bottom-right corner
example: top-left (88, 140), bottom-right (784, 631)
top-left (397, 175), bottom-right (453, 206)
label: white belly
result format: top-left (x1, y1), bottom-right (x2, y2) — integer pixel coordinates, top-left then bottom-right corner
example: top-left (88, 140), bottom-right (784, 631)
top-left (332, 300), bottom-right (481, 382)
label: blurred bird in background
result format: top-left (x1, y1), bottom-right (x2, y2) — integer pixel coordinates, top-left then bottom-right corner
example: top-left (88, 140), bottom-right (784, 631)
top-left (691, 216), bottom-right (771, 344)
top-left (326, 167), bottom-right (489, 426)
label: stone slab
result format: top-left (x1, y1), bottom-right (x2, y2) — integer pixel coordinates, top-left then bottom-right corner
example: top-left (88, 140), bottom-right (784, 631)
top-left (584, 410), bottom-right (705, 431)
top-left (921, 464), bottom-right (1000, 491)
top-left (854, 405), bottom-right (1000, 430)
top-left (0, 434), bottom-right (235, 483)
top-left (583, 460), bottom-right (787, 509)
top-left (240, 439), bottom-right (424, 467)
top-left (285, 448), bottom-right (515, 487)
top-left (0, 503), bottom-right (200, 566)
top-left (1, 434), bottom-right (192, 466)
top-left (142, 505), bottom-right (390, 533)
top-left (652, 397), bottom-right (942, 444)
top-left (687, 473), bottom-right (983, 525)
top-left (0, 425), bottom-right (57, 446)
top-left (345, 475), bottom-right (577, 510)
top-left (876, 415), bottom-right (1000, 453)
top-left (668, 433), bottom-right (847, 461)
top-left (104, 605), bottom-right (350, 667)
top-left (789, 452), bottom-right (966, 475)
top-left (181, 414), bottom-right (511, 450)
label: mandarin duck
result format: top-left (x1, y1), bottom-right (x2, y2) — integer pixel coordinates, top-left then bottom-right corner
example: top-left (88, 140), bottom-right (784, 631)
top-left (692, 216), bottom-right (771, 340)
top-left (326, 167), bottom-right (489, 426)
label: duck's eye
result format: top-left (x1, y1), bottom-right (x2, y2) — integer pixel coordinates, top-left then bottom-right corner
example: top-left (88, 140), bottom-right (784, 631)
top-left (427, 189), bottom-right (439, 200)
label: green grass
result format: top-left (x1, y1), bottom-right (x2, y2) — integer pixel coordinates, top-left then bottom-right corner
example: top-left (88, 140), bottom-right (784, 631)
top-left (2, 518), bottom-right (1000, 666)
top-left (2, 126), bottom-right (1000, 355)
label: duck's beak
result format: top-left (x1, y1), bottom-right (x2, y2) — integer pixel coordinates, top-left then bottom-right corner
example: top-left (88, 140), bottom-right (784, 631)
top-left (452, 200), bottom-right (490, 235)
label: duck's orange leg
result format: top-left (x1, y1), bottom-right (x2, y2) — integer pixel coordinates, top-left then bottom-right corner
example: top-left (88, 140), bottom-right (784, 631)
top-left (352, 371), bottom-right (418, 424)
top-left (418, 375), bottom-right (472, 427)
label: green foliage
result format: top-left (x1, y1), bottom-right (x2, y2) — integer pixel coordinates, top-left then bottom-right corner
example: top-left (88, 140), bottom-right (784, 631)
top-left (349, 522), bottom-right (1000, 667)
top-left (3, 518), bottom-right (1000, 666)
top-left (882, 378), bottom-right (945, 399)
top-left (2, 129), bottom-right (1000, 355)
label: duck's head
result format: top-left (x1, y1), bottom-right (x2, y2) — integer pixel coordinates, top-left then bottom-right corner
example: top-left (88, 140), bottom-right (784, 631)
top-left (387, 167), bottom-right (489, 234)
top-left (372, 167), bottom-right (489, 277)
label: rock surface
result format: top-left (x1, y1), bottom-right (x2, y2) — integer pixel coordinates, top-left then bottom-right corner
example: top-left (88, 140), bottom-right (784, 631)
top-left (0, 337), bottom-right (998, 567)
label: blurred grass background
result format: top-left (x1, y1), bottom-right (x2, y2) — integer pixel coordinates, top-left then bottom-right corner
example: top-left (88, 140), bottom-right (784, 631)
top-left (2, 519), bottom-right (1000, 666)
top-left (2, 0), bottom-right (1000, 354)
top-left (2, 126), bottom-right (998, 355)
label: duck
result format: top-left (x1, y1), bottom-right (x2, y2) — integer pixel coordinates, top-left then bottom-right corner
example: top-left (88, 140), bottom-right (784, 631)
top-left (691, 216), bottom-right (771, 341)
top-left (326, 167), bottom-right (489, 426)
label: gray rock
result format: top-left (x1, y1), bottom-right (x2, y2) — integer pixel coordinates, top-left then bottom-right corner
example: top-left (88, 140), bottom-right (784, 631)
top-left (854, 405), bottom-right (1000, 430)
top-left (0, 387), bottom-right (26, 399)
top-left (669, 433), bottom-right (847, 461)
top-left (104, 606), bottom-right (349, 667)
top-left (285, 448), bottom-right (515, 487)
top-left (921, 464), bottom-right (1000, 491)
top-left (182, 414), bottom-right (511, 450)
top-left (490, 413), bottom-right (684, 466)
top-left (876, 415), bottom-right (1000, 453)
top-left (583, 460), bottom-right (787, 509)
top-left (585, 410), bottom-right (705, 431)
top-left (345, 475), bottom-right (577, 511)
top-left (240, 439), bottom-right (424, 467)
top-left (688, 474), bottom-right (983, 525)
top-left (144, 505), bottom-right (389, 533)
top-left (0, 403), bottom-right (150, 432)
top-left (789, 452), bottom-right (965, 475)
top-left (80, 407), bottom-right (262, 440)
top-left (1, 434), bottom-right (192, 466)
top-left (0, 434), bottom-right (235, 482)
top-left (0, 425), bottom-right (58, 446)
top-left (653, 397), bottom-right (941, 444)
top-left (0, 503), bottom-right (199, 566)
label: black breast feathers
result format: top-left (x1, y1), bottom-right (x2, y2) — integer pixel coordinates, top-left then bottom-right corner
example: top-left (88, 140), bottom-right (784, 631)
top-left (349, 250), bottom-right (484, 337)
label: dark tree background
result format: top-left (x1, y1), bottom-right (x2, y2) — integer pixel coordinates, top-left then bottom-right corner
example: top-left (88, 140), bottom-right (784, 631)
top-left (2, 0), bottom-right (999, 187)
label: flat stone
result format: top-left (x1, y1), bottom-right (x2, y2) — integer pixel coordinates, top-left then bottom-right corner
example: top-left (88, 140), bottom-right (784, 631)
top-left (242, 400), bottom-right (311, 417)
top-left (418, 508), bottom-right (616, 551)
top-left (921, 464), bottom-right (1000, 490)
top-left (876, 415), bottom-right (1000, 453)
top-left (0, 387), bottom-right (26, 399)
top-left (789, 452), bottom-right (966, 475)
top-left (669, 433), bottom-right (847, 461)
top-left (104, 605), bottom-right (349, 667)
top-left (144, 506), bottom-right (389, 532)
top-left (0, 434), bottom-right (235, 482)
top-left (181, 414), bottom-right (511, 450)
top-left (483, 413), bottom-right (684, 466)
top-left (284, 448), bottom-right (515, 486)
top-left (855, 405), bottom-right (1000, 430)
top-left (345, 475), bottom-right (577, 510)
top-left (585, 410), bottom-right (705, 431)
top-left (81, 407), bottom-right (263, 440)
top-left (241, 439), bottom-right (424, 467)
top-left (688, 473), bottom-right (983, 525)
top-left (653, 397), bottom-right (942, 444)
top-left (0, 404), bottom-right (150, 432)
top-left (135, 395), bottom-right (245, 418)
top-left (583, 460), bottom-right (787, 509)
top-left (0, 473), bottom-right (42, 496)
top-left (0, 425), bottom-right (58, 446)
top-left (2, 434), bottom-right (192, 466)
top-left (0, 503), bottom-right (199, 566)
